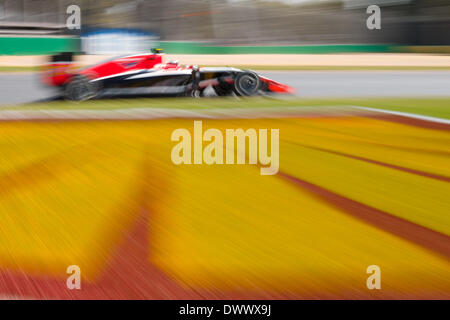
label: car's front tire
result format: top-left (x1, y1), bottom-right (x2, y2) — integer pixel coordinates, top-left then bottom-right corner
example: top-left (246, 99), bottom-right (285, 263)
top-left (233, 71), bottom-right (261, 96)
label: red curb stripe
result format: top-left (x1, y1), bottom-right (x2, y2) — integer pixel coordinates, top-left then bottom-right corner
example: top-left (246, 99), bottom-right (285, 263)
top-left (298, 143), bottom-right (450, 183)
top-left (277, 171), bottom-right (450, 260)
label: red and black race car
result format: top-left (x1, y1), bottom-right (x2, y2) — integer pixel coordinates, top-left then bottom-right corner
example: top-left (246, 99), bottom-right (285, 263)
top-left (42, 49), bottom-right (295, 101)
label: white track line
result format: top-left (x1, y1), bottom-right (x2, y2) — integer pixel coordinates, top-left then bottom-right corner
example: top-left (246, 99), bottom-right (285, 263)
top-left (0, 106), bottom-right (351, 121)
top-left (352, 106), bottom-right (450, 125)
top-left (0, 105), bottom-right (448, 124)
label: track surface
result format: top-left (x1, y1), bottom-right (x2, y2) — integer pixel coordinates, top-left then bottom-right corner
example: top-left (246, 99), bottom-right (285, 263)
top-left (1, 71), bottom-right (450, 105)
top-left (264, 71), bottom-right (450, 97)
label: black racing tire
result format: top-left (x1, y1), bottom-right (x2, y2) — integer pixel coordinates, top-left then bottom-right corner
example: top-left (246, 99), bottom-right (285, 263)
top-left (63, 75), bottom-right (98, 101)
top-left (233, 71), bottom-right (261, 96)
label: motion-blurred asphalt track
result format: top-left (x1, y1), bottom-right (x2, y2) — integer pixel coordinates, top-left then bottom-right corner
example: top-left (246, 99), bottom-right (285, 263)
top-left (0, 107), bottom-right (449, 299)
top-left (1, 71), bottom-right (450, 104)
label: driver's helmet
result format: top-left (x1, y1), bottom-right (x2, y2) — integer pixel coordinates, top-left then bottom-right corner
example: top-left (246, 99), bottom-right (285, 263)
top-left (151, 48), bottom-right (164, 54)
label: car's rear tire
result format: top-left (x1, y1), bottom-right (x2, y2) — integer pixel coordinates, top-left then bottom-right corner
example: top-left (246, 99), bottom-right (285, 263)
top-left (64, 75), bottom-right (98, 101)
top-left (233, 71), bottom-right (260, 96)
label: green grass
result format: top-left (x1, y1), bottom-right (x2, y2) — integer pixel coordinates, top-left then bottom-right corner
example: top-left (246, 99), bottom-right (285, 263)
top-left (5, 97), bottom-right (449, 119)
top-left (0, 66), bottom-right (39, 73)
top-left (344, 98), bottom-right (450, 119)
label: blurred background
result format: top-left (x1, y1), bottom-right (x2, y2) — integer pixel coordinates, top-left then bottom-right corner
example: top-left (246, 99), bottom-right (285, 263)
top-left (0, 0), bottom-right (449, 55)
top-left (1, 0), bottom-right (449, 103)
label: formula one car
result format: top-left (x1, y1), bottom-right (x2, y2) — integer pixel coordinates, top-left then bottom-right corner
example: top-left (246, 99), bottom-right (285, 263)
top-left (42, 49), bottom-right (295, 100)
